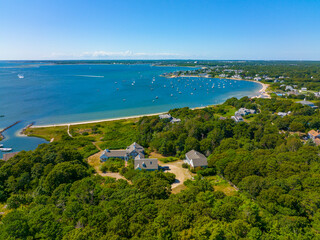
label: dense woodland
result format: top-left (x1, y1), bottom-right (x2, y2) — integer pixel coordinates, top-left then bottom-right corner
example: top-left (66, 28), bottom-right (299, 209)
top-left (2, 94), bottom-right (320, 239)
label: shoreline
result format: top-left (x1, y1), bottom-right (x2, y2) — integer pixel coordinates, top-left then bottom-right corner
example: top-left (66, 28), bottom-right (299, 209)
top-left (30, 77), bottom-right (269, 129)
top-left (31, 107), bottom-right (207, 128)
top-left (163, 74), bottom-right (270, 98)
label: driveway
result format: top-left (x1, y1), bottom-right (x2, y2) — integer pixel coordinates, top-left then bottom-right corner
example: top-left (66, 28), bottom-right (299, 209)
top-left (158, 160), bottom-right (194, 193)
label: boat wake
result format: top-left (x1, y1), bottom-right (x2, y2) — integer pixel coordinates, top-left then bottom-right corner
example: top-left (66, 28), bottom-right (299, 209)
top-left (76, 75), bottom-right (104, 78)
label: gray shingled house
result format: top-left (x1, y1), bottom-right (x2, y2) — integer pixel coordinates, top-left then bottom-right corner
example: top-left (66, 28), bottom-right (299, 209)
top-left (126, 142), bottom-right (144, 159)
top-left (185, 150), bottom-right (208, 168)
top-left (100, 142), bottom-right (145, 162)
top-left (134, 154), bottom-right (158, 171)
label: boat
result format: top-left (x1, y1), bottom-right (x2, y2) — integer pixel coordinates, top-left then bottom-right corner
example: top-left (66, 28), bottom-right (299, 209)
top-left (0, 148), bottom-right (12, 152)
top-left (155, 96), bottom-right (159, 99)
top-left (18, 74), bottom-right (24, 79)
top-left (0, 144), bottom-right (3, 147)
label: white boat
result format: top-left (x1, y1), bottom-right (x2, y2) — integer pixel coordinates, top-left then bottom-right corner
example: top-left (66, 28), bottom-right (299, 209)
top-left (0, 148), bottom-right (12, 152)
top-left (0, 144), bottom-right (3, 147)
top-left (18, 74), bottom-right (24, 79)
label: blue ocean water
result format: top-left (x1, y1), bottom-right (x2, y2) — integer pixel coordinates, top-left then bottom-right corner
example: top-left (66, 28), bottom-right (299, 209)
top-left (0, 62), bottom-right (262, 157)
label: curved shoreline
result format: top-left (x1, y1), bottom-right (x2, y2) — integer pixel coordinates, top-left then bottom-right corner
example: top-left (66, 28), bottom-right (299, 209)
top-left (31, 78), bottom-right (268, 128)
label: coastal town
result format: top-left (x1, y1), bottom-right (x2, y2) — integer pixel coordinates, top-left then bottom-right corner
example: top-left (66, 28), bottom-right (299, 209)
top-left (1, 0), bottom-right (320, 238)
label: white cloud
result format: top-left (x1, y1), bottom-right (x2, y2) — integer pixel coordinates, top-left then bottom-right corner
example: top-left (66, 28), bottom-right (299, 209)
top-left (50, 50), bottom-right (182, 60)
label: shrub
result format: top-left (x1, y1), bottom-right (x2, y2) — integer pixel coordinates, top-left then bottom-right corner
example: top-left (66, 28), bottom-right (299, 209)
top-left (161, 157), bottom-right (179, 163)
top-left (197, 167), bottom-right (216, 176)
top-left (182, 163), bottom-right (189, 168)
top-left (99, 158), bottom-right (125, 173)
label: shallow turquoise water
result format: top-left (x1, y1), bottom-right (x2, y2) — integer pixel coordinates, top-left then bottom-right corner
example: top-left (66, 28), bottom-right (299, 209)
top-left (0, 62), bottom-right (262, 156)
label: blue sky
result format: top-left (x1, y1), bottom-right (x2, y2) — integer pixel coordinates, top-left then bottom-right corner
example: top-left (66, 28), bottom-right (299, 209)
top-left (0, 0), bottom-right (320, 60)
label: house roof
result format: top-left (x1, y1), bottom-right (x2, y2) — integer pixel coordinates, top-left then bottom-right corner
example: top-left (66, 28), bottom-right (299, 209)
top-left (170, 117), bottom-right (181, 123)
top-left (126, 142), bottom-right (144, 153)
top-left (314, 138), bottom-right (320, 146)
top-left (101, 149), bottom-right (127, 158)
top-left (297, 100), bottom-right (314, 106)
top-left (186, 150), bottom-right (208, 167)
top-left (2, 152), bottom-right (19, 161)
top-left (159, 114), bottom-right (172, 119)
top-left (134, 158), bottom-right (158, 170)
top-left (308, 130), bottom-right (320, 137)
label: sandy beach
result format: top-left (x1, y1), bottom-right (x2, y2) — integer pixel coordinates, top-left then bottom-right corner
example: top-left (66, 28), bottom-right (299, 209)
top-left (31, 112), bottom-right (167, 128)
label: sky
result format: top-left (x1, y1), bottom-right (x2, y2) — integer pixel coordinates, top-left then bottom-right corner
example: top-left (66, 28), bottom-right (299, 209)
top-left (0, 0), bottom-right (320, 60)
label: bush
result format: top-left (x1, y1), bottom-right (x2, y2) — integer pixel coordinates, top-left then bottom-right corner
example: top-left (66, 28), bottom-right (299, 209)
top-left (197, 167), bottom-right (216, 176)
top-left (100, 158), bottom-right (125, 173)
top-left (161, 157), bottom-right (179, 163)
top-left (182, 163), bottom-right (189, 168)
top-left (7, 194), bottom-right (32, 209)
top-left (100, 164), bottom-right (108, 173)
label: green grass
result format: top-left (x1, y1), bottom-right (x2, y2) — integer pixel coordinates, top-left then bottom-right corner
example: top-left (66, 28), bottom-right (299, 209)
top-left (25, 126), bottom-right (68, 141)
top-left (160, 156), bottom-right (179, 163)
top-left (213, 105), bottom-right (236, 118)
top-left (26, 118), bottom-right (140, 151)
top-left (206, 175), bottom-right (238, 196)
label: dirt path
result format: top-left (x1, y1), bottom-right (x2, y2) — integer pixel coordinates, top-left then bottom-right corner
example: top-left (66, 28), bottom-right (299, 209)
top-left (67, 124), bottom-right (73, 137)
top-left (158, 160), bottom-right (194, 194)
top-left (87, 151), bottom-right (129, 182)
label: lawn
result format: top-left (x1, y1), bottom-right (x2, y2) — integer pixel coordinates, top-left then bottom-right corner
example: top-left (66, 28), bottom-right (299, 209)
top-left (25, 126), bottom-right (68, 141)
top-left (206, 175), bottom-right (238, 196)
top-left (25, 118), bottom-right (139, 150)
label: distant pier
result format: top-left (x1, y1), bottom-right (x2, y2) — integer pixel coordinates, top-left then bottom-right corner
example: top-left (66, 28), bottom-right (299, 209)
top-left (0, 121), bottom-right (22, 140)
top-left (20, 122), bottom-right (35, 135)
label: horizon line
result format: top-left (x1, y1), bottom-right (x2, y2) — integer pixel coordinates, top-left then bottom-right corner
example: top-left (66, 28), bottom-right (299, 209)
top-left (1, 59), bottom-right (320, 62)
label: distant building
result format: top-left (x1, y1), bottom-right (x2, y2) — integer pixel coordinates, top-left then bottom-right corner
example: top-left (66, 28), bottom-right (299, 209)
top-left (170, 117), bottom-right (181, 123)
top-left (277, 111), bottom-right (291, 117)
top-left (185, 150), bottom-right (208, 168)
top-left (134, 154), bottom-right (158, 171)
top-left (301, 87), bottom-right (307, 91)
top-left (159, 113), bottom-right (181, 124)
top-left (254, 77), bottom-right (262, 81)
top-left (159, 114), bottom-right (172, 119)
top-left (308, 130), bottom-right (320, 141)
top-left (231, 115), bottom-right (244, 122)
top-left (235, 108), bottom-right (256, 116)
top-left (100, 142), bottom-right (145, 162)
top-left (2, 152), bottom-right (19, 161)
top-left (297, 99), bottom-right (318, 108)
top-left (232, 75), bottom-right (241, 79)
top-left (285, 86), bottom-right (294, 91)
top-left (314, 138), bottom-right (320, 146)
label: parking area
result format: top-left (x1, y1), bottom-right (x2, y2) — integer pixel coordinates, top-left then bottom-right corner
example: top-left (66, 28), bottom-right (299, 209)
top-left (158, 160), bottom-right (194, 193)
